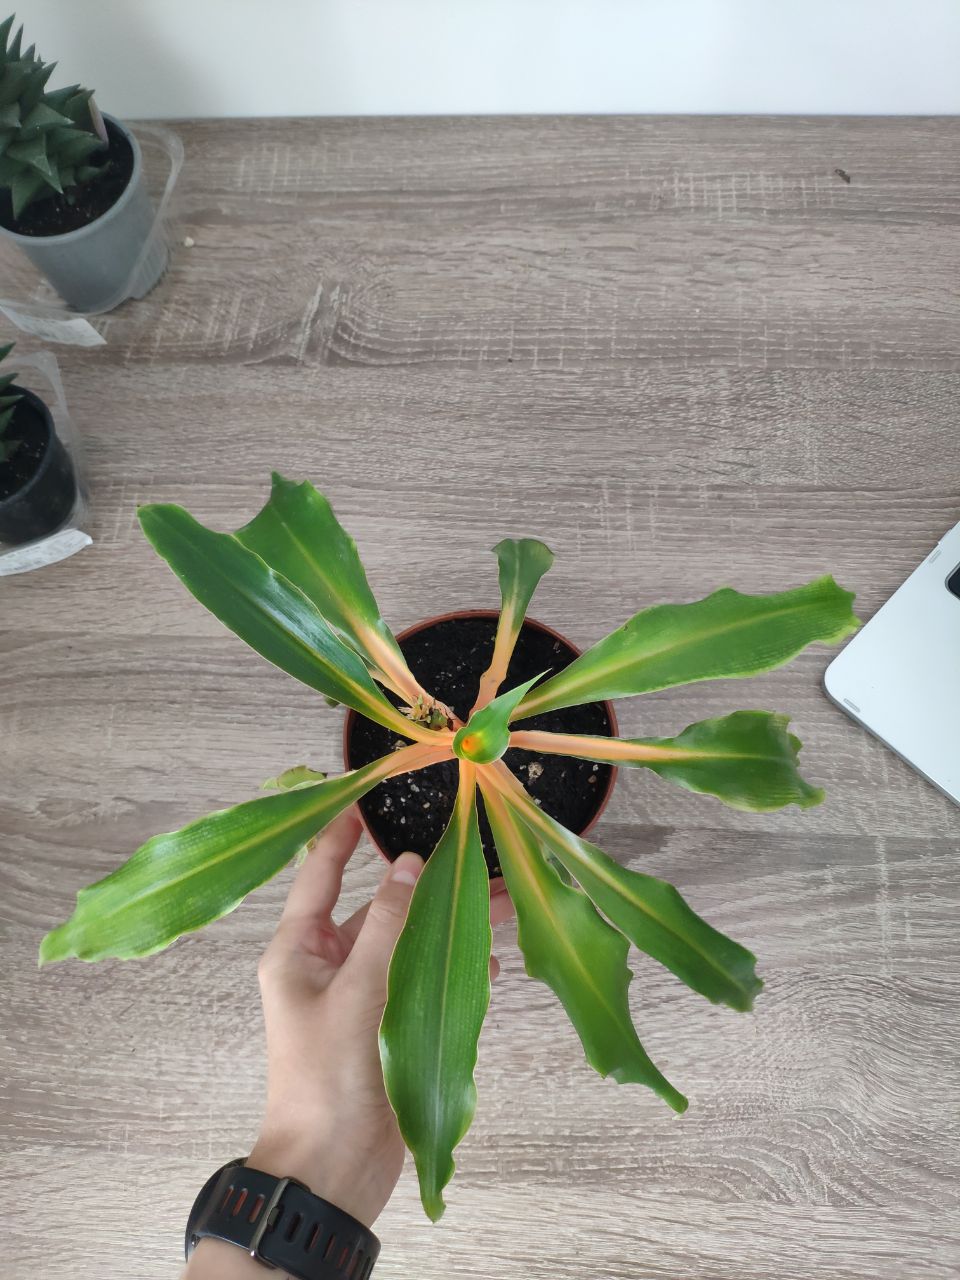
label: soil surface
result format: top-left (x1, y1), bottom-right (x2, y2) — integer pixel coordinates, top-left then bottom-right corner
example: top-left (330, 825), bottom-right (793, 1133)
top-left (0, 119), bottom-right (133, 237)
top-left (346, 615), bottom-right (614, 876)
top-left (0, 394), bottom-right (48, 501)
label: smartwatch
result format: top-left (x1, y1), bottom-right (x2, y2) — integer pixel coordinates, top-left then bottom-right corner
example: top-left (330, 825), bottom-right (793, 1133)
top-left (185, 1159), bottom-right (380, 1279)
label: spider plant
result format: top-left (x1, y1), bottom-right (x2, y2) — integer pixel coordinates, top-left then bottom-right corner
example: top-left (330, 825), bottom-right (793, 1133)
top-left (39, 475), bottom-right (859, 1219)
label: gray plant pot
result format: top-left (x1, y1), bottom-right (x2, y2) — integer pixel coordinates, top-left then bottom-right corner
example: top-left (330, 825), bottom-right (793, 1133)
top-left (0, 114), bottom-right (167, 314)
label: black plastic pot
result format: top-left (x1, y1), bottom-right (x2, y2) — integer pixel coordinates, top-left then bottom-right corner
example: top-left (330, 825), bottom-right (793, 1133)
top-left (0, 389), bottom-right (78, 546)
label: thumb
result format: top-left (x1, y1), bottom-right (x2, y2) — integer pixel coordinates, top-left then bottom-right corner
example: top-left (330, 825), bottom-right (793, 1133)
top-left (342, 852), bottom-right (424, 1000)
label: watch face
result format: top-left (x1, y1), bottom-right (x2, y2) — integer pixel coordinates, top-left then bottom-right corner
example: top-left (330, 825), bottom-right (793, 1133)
top-left (185, 1160), bottom-right (245, 1260)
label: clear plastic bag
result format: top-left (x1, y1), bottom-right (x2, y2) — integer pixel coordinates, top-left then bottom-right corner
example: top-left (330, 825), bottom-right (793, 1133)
top-left (0, 349), bottom-right (91, 576)
top-left (0, 122), bottom-right (184, 346)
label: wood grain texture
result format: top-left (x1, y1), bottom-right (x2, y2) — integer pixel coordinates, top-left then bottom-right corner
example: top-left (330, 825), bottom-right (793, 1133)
top-left (2, 115), bottom-right (959, 1279)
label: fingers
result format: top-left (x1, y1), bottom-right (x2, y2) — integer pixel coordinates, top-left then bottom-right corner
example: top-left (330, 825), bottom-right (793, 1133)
top-left (339, 852), bottom-right (423, 999)
top-left (339, 899), bottom-right (371, 946)
top-left (340, 878), bottom-right (512, 946)
top-left (490, 884), bottom-right (515, 928)
top-left (277, 809), bottom-right (362, 940)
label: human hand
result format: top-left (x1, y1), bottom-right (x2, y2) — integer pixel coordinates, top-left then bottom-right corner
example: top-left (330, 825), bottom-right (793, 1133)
top-left (245, 809), bottom-right (513, 1229)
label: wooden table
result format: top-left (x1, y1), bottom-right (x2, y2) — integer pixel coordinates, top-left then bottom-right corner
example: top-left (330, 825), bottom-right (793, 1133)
top-left (2, 116), bottom-right (959, 1280)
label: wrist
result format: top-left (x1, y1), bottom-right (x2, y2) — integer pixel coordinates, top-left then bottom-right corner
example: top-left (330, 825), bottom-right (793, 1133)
top-left (247, 1129), bottom-right (385, 1229)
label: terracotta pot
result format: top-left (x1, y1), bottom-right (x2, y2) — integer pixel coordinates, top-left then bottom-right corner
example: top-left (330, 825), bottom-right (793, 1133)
top-left (342, 608), bottom-right (619, 867)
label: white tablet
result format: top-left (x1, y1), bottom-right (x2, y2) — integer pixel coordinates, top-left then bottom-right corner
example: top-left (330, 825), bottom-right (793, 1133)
top-left (824, 521), bottom-right (960, 806)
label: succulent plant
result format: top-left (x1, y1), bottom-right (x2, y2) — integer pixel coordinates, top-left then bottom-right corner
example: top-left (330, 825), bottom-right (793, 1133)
top-left (0, 14), bottom-right (104, 218)
top-left (40, 476), bottom-right (860, 1218)
top-left (0, 341), bottom-right (22, 464)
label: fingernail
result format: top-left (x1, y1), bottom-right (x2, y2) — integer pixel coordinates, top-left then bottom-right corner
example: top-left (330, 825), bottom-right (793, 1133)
top-left (390, 852), bottom-right (423, 886)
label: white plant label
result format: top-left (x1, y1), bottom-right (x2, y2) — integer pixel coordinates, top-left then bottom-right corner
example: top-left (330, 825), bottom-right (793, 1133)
top-left (0, 528), bottom-right (93, 576)
top-left (0, 304), bottom-right (105, 347)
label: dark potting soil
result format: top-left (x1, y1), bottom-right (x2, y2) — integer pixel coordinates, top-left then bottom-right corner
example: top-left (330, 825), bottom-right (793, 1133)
top-left (0, 394), bottom-right (48, 500)
top-left (346, 615), bottom-right (614, 877)
top-left (0, 119), bottom-right (134, 237)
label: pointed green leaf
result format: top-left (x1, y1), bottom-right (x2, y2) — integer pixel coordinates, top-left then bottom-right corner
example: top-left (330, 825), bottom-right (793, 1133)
top-left (502, 776), bottom-right (762, 1011)
top-left (261, 764), bottom-right (328, 791)
top-left (39, 755), bottom-right (400, 965)
top-left (138, 504), bottom-right (426, 741)
top-left (235, 474), bottom-right (421, 700)
top-left (9, 166), bottom-right (46, 217)
top-left (48, 125), bottom-right (102, 163)
top-left (453, 673), bottom-right (544, 764)
top-left (516, 576), bottom-right (860, 718)
top-left (380, 767), bottom-right (491, 1221)
top-left (474, 538), bottom-right (554, 708)
top-left (482, 784), bottom-right (686, 1111)
top-left (515, 711), bottom-right (823, 812)
top-left (0, 101), bottom-right (20, 128)
top-left (21, 101), bottom-right (72, 132)
top-left (7, 133), bottom-right (60, 187)
top-left (61, 88), bottom-right (95, 126)
top-left (0, 63), bottom-right (30, 109)
top-left (0, 15), bottom-right (15, 54)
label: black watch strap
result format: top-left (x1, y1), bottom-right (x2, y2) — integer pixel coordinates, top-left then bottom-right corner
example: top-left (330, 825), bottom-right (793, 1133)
top-left (185, 1159), bottom-right (380, 1279)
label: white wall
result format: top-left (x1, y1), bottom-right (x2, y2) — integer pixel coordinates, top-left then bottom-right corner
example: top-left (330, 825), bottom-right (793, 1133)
top-left (19, 0), bottom-right (960, 118)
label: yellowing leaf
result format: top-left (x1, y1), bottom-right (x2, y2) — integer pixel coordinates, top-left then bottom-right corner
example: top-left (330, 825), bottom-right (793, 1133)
top-left (380, 765), bottom-right (491, 1221)
top-left (516, 576), bottom-right (859, 718)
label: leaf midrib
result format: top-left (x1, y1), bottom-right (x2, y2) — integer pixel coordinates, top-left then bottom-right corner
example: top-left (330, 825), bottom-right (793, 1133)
top-left (61, 751), bottom-right (415, 942)
top-left (524, 591), bottom-right (843, 711)
top-left (520, 798), bottom-right (751, 998)
top-left (494, 800), bottom-right (633, 1051)
top-left (167, 518), bottom-right (405, 732)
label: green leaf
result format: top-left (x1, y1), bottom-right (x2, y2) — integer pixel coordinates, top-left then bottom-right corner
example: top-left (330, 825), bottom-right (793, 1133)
top-left (20, 101), bottom-right (71, 132)
top-left (9, 166), bottom-right (46, 218)
top-left (39, 755), bottom-right (398, 965)
top-left (453, 673), bottom-right (544, 764)
top-left (482, 783), bottom-right (687, 1111)
top-left (6, 133), bottom-right (60, 187)
top-left (514, 711), bottom-right (823, 812)
top-left (7, 21), bottom-right (22, 59)
top-left (138, 504), bottom-right (425, 741)
top-left (235, 474), bottom-right (421, 701)
top-left (47, 128), bottom-right (102, 168)
top-left (516, 576), bottom-right (860, 718)
top-left (261, 764), bottom-right (328, 791)
top-left (0, 63), bottom-right (30, 110)
top-left (380, 767), bottom-right (491, 1222)
top-left (0, 100), bottom-right (19, 128)
top-left (503, 776), bottom-right (762, 1011)
top-left (473, 538), bottom-right (554, 709)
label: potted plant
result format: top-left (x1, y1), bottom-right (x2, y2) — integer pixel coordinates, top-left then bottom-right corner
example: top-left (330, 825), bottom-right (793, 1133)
top-left (40, 475), bottom-right (859, 1219)
top-left (0, 341), bottom-right (77, 545)
top-left (0, 14), bottom-right (165, 312)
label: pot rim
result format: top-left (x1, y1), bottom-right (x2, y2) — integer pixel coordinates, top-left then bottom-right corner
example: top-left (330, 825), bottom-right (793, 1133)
top-left (342, 607), bottom-right (619, 865)
top-left (0, 386), bottom-right (59, 512)
top-left (0, 113), bottom-right (143, 248)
